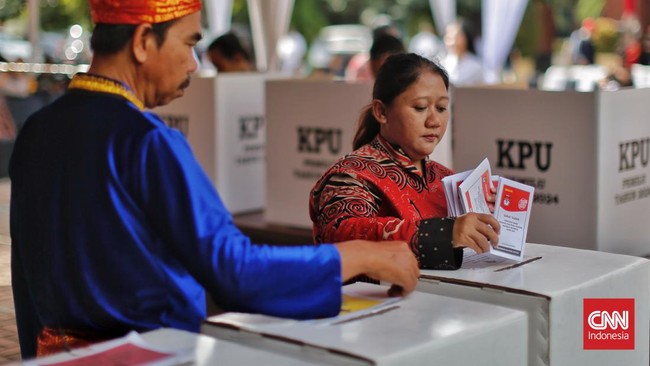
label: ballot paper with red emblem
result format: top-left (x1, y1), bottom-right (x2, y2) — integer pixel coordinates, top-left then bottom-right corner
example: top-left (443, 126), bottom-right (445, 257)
top-left (490, 178), bottom-right (534, 261)
top-left (458, 158), bottom-right (493, 215)
top-left (443, 159), bottom-right (535, 263)
top-left (442, 169), bottom-right (471, 217)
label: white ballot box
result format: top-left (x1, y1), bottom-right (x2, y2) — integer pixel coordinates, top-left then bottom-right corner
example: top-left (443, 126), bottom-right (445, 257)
top-left (452, 87), bottom-right (650, 255)
top-left (153, 73), bottom-right (278, 214)
top-left (21, 328), bottom-right (331, 366)
top-left (416, 243), bottom-right (650, 366)
top-left (265, 79), bottom-right (454, 229)
top-left (202, 282), bottom-right (528, 366)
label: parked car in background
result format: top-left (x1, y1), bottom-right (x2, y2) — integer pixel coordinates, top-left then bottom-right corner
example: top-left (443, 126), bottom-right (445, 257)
top-left (308, 24), bottom-right (372, 77)
top-left (0, 34), bottom-right (31, 61)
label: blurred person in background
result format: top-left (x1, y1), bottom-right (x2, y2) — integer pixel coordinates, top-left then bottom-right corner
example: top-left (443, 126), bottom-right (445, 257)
top-left (442, 19), bottom-right (484, 86)
top-left (368, 34), bottom-right (406, 77)
top-left (344, 51), bottom-right (371, 81)
top-left (346, 20), bottom-right (402, 82)
top-left (569, 18), bottom-right (596, 65)
top-left (346, 34), bottom-right (405, 81)
top-left (207, 31), bottom-right (255, 72)
top-left (619, 12), bottom-right (642, 69)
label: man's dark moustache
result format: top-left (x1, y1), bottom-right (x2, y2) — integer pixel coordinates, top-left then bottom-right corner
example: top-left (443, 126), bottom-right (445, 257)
top-left (180, 77), bottom-right (191, 89)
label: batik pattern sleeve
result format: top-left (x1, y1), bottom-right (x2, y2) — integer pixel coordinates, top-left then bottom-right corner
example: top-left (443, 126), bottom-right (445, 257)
top-left (312, 173), bottom-right (461, 269)
top-left (136, 124), bottom-right (342, 319)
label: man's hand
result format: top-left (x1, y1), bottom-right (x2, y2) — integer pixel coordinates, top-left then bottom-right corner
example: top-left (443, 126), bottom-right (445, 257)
top-left (452, 213), bottom-right (500, 253)
top-left (335, 240), bottom-right (419, 297)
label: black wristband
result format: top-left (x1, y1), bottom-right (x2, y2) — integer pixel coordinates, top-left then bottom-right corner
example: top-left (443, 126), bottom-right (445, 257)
top-left (414, 217), bottom-right (462, 270)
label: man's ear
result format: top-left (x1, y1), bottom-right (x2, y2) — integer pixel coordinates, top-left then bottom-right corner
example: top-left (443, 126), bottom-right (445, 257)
top-left (132, 23), bottom-right (155, 63)
top-left (371, 99), bottom-right (388, 125)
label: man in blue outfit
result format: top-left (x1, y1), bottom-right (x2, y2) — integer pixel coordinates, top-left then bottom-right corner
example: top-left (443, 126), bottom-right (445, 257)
top-left (10, 0), bottom-right (419, 358)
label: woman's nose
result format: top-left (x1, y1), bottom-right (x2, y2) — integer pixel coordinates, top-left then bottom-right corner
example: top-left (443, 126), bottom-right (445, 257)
top-left (426, 111), bottom-right (440, 128)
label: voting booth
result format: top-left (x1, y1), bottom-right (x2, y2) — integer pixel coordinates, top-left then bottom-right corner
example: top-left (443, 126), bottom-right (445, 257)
top-left (416, 243), bottom-right (650, 366)
top-left (154, 73), bottom-right (276, 214)
top-left (23, 328), bottom-right (332, 366)
top-left (265, 79), bottom-right (369, 228)
top-left (202, 283), bottom-right (528, 365)
top-left (265, 79), bottom-right (453, 228)
top-left (453, 87), bottom-right (650, 255)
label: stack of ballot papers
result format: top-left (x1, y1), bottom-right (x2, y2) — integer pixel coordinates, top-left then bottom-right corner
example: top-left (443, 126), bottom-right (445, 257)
top-left (442, 158), bottom-right (534, 262)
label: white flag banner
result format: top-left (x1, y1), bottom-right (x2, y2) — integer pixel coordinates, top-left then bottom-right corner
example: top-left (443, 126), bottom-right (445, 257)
top-left (248, 0), bottom-right (295, 71)
top-left (481, 0), bottom-right (528, 84)
top-left (429, 0), bottom-right (456, 36)
top-left (205, 0), bottom-right (234, 40)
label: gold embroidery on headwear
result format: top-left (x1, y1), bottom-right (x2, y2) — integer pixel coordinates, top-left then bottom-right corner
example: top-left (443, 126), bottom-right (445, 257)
top-left (90, 0), bottom-right (201, 25)
top-left (68, 74), bottom-right (145, 110)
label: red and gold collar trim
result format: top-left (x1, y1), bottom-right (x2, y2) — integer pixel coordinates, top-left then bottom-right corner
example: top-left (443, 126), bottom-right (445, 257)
top-left (375, 134), bottom-right (428, 175)
top-left (68, 73), bottom-right (144, 111)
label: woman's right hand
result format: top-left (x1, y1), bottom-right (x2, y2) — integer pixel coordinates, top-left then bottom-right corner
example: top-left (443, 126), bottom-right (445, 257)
top-left (452, 213), bottom-right (500, 254)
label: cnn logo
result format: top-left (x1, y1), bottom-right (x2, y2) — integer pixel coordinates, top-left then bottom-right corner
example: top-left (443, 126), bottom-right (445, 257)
top-left (587, 310), bottom-right (628, 330)
top-left (583, 298), bottom-right (634, 350)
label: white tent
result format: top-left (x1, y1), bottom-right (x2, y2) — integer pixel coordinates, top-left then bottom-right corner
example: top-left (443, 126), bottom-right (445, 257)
top-left (247, 0), bottom-right (295, 71)
top-left (25, 0), bottom-right (528, 79)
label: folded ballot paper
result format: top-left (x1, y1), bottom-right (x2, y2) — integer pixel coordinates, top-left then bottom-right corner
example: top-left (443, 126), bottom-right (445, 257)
top-left (442, 158), bottom-right (534, 262)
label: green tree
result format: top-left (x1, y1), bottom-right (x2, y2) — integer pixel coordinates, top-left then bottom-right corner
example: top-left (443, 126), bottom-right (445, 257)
top-left (0, 0), bottom-right (23, 23)
top-left (40, 0), bottom-right (91, 31)
top-left (231, 0), bottom-right (249, 24)
top-left (291, 0), bottom-right (328, 43)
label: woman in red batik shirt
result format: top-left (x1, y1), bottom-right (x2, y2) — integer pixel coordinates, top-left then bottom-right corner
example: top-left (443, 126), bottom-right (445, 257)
top-left (310, 53), bottom-right (499, 270)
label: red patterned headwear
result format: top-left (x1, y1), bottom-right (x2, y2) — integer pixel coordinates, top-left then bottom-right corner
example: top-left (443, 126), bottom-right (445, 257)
top-left (90, 0), bottom-right (202, 25)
